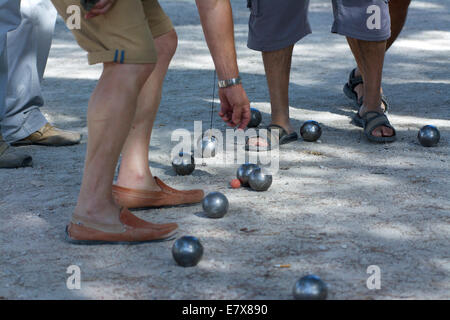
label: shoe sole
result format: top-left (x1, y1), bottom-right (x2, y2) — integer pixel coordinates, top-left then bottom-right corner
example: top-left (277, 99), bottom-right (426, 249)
top-left (64, 226), bottom-right (177, 245)
top-left (127, 201), bottom-right (203, 211)
top-left (12, 136), bottom-right (81, 147)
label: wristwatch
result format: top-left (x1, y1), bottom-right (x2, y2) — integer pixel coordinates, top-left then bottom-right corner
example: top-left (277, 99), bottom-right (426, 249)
top-left (218, 76), bottom-right (242, 88)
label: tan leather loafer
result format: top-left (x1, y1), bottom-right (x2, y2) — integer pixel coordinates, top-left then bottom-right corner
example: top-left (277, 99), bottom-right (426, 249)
top-left (65, 208), bottom-right (178, 245)
top-left (12, 123), bottom-right (81, 147)
top-left (112, 177), bottom-right (204, 209)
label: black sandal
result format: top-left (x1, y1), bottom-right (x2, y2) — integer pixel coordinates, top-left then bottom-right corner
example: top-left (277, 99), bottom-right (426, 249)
top-left (343, 68), bottom-right (390, 113)
top-left (353, 111), bottom-right (397, 143)
top-left (245, 124), bottom-right (298, 152)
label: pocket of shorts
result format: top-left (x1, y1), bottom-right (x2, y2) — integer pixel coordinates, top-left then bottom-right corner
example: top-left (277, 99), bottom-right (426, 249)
top-left (248, 0), bottom-right (261, 17)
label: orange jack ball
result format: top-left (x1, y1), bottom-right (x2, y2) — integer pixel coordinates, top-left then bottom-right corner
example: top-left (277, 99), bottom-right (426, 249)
top-left (230, 179), bottom-right (241, 189)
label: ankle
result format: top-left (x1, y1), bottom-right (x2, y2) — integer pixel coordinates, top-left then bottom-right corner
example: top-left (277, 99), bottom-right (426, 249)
top-left (74, 199), bottom-right (120, 223)
top-left (270, 118), bottom-right (294, 133)
top-left (116, 172), bottom-right (160, 191)
top-left (360, 103), bottom-right (384, 114)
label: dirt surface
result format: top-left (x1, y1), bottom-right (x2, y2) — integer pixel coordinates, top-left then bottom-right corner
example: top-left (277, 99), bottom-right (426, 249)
top-left (0, 0), bottom-right (449, 300)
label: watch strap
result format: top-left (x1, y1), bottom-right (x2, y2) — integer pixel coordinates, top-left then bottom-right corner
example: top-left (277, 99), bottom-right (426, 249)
top-left (218, 76), bottom-right (242, 88)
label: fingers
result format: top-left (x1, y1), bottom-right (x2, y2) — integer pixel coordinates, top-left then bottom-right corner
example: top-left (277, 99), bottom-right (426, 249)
top-left (219, 101), bottom-right (232, 123)
top-left (218, 90), bottom-right (234, 125)
top-left (231, 106), bottom-right (242, 128)
top-left (85, 0), bottom-right (115, 19)
top-left (219, 108), bottom-right (231, 122)
top-left (237, 104), bottom-right (251, 130)
top-left (218, 86), bottom-right (251, 129)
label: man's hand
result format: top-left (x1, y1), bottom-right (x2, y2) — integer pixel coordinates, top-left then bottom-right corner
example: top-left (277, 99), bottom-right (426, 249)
top-left (218, 85), bottom-right (251, 130)
top-left (85, 0), bottom-right (116, 19)
top-left (196, 0), bottom-right (251, 129)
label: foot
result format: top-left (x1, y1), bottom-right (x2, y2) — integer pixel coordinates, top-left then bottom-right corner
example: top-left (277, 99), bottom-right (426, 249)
top-left (358, 105), bottom-right (395, 138)
top-left (73, 198), bottom-right (179, 230)
top-left (247, 121), bottom-right (295, 148)
top-left (74, 200), bottom-right (123, 227)
top-left (0, 138), bottom-right (32, 168)
top-left (66, 207), bottom-right (178, 245)
top-left (116, 172), bottom-right (162, 192)
top-left (11, 123), bottom-right (82, 147)
top-left (112, 177), bottom-right (204, 209)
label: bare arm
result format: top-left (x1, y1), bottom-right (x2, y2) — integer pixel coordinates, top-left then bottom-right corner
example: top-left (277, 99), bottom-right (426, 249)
top-left (84, 0), bottom-right (250, 128)
top-left (196, 0), bottom-right (251, 129)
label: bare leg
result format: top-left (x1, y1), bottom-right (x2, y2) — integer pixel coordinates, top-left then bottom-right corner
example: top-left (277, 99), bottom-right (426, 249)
top-left (248, 45), bottom-right (294, 147)
top-left (347, 38), bottom-right (393, 138)
top-left (353, 0), bottom-right (411, 99)
top-left (264, 45), bottom-right (295, 133)
top-left (386, 0), bottom-right (411, 50)
top-left (116, 30), bottom-right (178, 191)
top-left (74, 62), bottom-right (154, 225)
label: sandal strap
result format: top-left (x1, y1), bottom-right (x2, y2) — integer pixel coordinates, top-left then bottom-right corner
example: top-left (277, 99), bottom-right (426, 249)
top-left (266, 124), bottom-right (287, 138)
top-left (349, 69), bottom-right (390, 113)
top-left (245, 124), bottom-right (286, 147)
top-left (357, 95), bottom-right (390, 112)
top-left (348, 68), bottom-right (363, 90)
top-left (381, 95), bottom-right (389, 112)
top-left (361, 112), bottom-right (396, 136)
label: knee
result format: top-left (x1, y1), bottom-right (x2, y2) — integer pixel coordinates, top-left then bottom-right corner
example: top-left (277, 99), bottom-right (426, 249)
top-left (156, 29), bottom-right (178, 62)
top-left (137, 63), bottom-right (156, 81)
top-left (104, 63), bottom-right (155, 88)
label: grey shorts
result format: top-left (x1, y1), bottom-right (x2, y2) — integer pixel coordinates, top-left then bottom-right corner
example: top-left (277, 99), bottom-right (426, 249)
top-left (247, 0), bottom-right (311, 52)
top-left (248, 0), bottom-right (391, 52)
top-left (332, 0), bottom-right (391, 41)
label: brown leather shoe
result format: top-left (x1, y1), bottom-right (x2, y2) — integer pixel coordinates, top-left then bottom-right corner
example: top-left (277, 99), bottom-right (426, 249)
top-left (112, 177), bottom-right (204, 209)
top-left (65, 208), bottom-right (178, 245)
top-left (12, 123), bottom-right (81, 147)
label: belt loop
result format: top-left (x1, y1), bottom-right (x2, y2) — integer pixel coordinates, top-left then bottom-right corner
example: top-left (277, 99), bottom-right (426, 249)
top-left (120, 50), bottom-right (125, 64)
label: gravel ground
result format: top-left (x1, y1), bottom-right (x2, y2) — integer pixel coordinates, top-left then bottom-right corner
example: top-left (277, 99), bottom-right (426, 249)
top-left (0, 0), bottom-right (449, 300)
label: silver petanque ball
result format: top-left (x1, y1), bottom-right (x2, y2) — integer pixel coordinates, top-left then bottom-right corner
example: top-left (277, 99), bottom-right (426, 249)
top-left (172, 236), bottom-right (204, 267)
top-left (198, 135), bottom-right (217, 158)
top-left (247, 107), bottom-right (262, 128)
top-left (293, 275), bottom-right (328, 300)
top-left (172, 152), bottom-right (195, 176)
top-left (202, 192), bottom-right (229, 219)
top-left (418, 125), bottom-right (440, 147)
top-left (248, 168), bottom-right (272, 192)
top-left (236, 163), bottom-right (259, 186)
top-left (300, 120), bottom-right (322, 142)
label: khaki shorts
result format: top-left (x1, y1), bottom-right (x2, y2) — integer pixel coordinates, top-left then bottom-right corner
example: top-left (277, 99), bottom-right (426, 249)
top-left (51, 0), bottom-right (174, 64)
